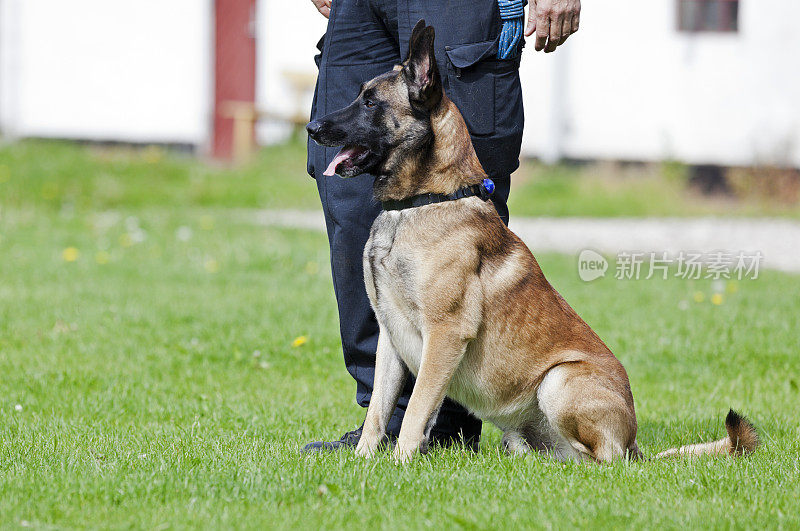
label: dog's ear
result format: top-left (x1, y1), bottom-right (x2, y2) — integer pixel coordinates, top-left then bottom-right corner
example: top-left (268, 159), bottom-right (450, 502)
top-left (404, 20), bottom-right (441, 111)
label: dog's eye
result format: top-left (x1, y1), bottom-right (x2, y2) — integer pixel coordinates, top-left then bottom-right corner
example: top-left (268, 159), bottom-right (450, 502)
top-left (364, 99), bottom-right (376, 109)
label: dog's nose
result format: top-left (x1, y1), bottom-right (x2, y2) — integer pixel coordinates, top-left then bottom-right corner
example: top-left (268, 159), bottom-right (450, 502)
top-left (306, 120), bottom-right (323, 138)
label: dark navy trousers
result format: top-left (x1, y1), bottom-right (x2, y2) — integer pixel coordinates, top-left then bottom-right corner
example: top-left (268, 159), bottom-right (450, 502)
top-left (307, 0), bottom-right (524, 440)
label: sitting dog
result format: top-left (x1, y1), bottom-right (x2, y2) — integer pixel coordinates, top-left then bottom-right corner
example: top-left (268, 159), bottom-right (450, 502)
top-left (306, 20), bottom-right (758, 463)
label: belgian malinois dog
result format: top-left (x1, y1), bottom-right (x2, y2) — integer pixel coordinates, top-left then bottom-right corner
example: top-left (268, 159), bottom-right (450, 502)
top-left (306, 20), bottom-right (759, 463)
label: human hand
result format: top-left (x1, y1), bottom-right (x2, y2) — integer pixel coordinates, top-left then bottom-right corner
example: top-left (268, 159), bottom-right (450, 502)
top-left (525, 0), bottom-right (580, 53)
top-left (311, 0), bottom-right (332, 18)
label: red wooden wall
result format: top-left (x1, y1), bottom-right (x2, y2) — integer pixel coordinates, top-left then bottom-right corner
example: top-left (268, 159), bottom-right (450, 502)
top-left (212, 0), bottom-right (257, 159)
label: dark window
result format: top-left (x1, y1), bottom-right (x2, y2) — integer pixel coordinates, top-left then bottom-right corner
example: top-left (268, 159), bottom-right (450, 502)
top-left (678, 0), bottom-right (739, 33)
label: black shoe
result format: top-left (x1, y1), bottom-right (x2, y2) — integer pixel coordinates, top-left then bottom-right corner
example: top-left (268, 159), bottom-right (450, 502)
top-left (429, 430), bottom-right (480, 452)
top-left (301, 425), bottom-right (365, 453)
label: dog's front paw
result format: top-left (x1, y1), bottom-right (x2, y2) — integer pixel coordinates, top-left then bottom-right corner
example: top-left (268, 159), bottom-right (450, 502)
top-left (392, 442), bottom-right (417, 464)
top-left (355, 438), bottom-right (378, 458)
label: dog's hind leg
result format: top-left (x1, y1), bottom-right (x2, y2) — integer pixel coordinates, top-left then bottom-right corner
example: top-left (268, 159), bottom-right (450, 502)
top-left (537, 363), bottom-right (637, 463)
top-left (356, 330), bottom-right (408, 457)
top-left (502, 430), bottom-right (531, 456)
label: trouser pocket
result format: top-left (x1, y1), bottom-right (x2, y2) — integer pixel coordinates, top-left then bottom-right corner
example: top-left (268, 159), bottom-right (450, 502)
top-left (445, 38), bottom-right (523, 177)
top-left (444, 39), bottom-right (521, 138)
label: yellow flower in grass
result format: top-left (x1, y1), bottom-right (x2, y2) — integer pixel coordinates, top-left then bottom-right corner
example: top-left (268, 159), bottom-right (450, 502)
top-left (726, 281), bottom-right (739, 294)
top-left (42, 183), bottom-right (58, 200)
top-left (95, 251), bottom-right (110, 265)
top-left (142, 145), bottom-right (164, 163)
top-left (200, 215), bottom-right (215, 231)
top-left (119, 233), bottom-right (133, 248)
top-left (204, 258), bottom-right (219, 273)
top-left (62, 247), bottom-right (80, 262)
top-left (292, 336), bottom-right (308, 348)
top-left (693, 291), bottom-right (705, 303)
top-left (711, 293), bottom-right (724, 305)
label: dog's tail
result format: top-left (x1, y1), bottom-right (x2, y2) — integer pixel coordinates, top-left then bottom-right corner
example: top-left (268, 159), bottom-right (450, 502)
top-left (653, 409), bottom-right (759, 459)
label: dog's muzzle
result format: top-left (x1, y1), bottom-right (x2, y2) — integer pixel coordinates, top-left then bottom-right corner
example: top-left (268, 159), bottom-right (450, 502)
top-left (306, 120), bottom-right (323, 141)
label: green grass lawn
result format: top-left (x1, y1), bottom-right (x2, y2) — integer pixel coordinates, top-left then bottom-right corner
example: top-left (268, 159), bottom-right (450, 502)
top-left (507, 160), bottom-right (800, 219)
top-left (0, 139), bottom-right (320, 212)
top-left (3, 140), bottom-right (798, 219)
top-left (1, 141), bottom-right (799, 528)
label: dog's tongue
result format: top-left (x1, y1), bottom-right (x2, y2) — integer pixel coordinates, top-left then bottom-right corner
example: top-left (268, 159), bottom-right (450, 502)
top-left (323, 146), bottom-right (360, 176)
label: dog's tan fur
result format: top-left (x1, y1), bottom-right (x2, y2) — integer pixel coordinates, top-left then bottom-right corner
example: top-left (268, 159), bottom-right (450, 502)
top-left (314, 21), bottom-right (759, 463)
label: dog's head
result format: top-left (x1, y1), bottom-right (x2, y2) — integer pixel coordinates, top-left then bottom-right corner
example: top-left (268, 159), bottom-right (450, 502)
top-left (306, 20), bottom-right (442, 179)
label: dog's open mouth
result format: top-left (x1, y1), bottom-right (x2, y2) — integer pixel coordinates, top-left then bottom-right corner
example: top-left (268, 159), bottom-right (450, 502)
top-left (323, 144), bottom-right (372, 177)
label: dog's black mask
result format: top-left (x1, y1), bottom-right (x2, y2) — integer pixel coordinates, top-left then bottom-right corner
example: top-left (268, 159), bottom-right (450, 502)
top-left (305, 87), bottom-right (389, 178)
top-left (306, 20), bottom-right (441, 178)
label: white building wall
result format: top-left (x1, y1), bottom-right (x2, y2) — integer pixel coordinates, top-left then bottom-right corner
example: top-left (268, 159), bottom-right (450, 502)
top-left (0, 0), bottom-right (213, 145)
top-left (255, 0), bottom-right (327, 144)
top-left (0, 0), bottom-right (21, 137)
top-left (523, 0), bottom-right (800, 167)
top-left (2, 0), bottom-right (798, 166)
